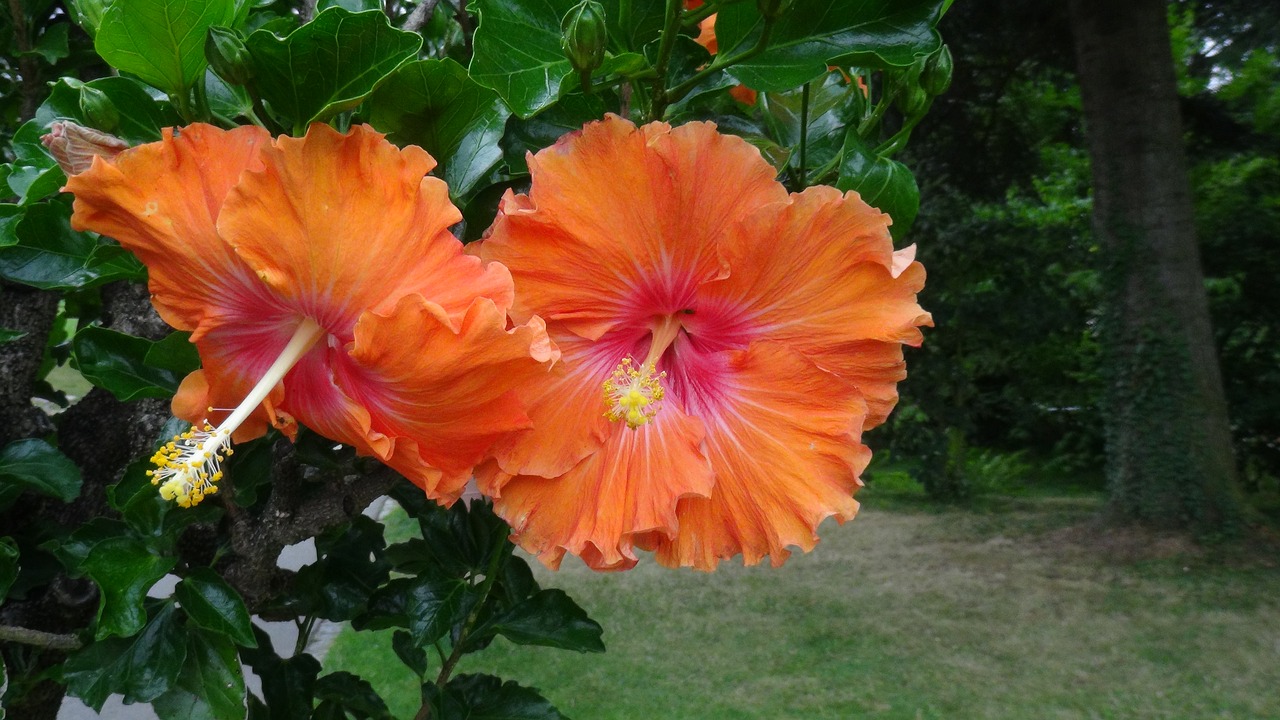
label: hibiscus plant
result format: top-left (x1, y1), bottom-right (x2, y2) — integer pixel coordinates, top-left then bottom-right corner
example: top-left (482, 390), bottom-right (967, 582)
top-left (0, 0), bottom-right (946, 717)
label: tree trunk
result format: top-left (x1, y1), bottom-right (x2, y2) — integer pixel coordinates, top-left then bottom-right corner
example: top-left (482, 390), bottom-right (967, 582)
top-left (1068, 0), bottom-right (1241, 529)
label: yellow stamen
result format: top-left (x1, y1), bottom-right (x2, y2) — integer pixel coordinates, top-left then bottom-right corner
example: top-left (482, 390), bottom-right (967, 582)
top-left (150, 317), bottom-right (324, 507)
top-left (601, 315), bottom-right (684, 429)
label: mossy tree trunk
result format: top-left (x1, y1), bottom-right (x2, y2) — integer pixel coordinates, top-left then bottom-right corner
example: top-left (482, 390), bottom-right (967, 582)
top-left (1068, 0), bottom-right (1241, 530)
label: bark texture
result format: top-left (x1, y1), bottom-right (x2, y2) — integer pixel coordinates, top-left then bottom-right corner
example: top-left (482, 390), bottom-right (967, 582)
top-left (1068, 0), bottom-right (1241, 528)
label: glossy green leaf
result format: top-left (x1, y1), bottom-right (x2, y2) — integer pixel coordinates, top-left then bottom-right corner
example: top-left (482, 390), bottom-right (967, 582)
top-left (470, 0), bottom-right (578, 118)
top-left (0, 329), bottom-right (28, 343)
top-left (153, 630), bottom-right (247, 720)
top-left (63, 603), bottom-right (187, 709)
top-left (600, 0), bottom-right (665, 51)
top-left (36, 76), bottom-right (177, 144)
top-left (72, 326), bottom-right (189, 401)
top-left (47, 517), bottom-right (128, 576)
top-left (176, 568), bottom-right (257, 647)
top-left (95, 0), bottom-right (238, 96)
top-left (81, 536), bottom-right (177, 639)
top-left (837, 134), bottom-right (920, 238)
top-left (246, 7), bottom-right (421, 132)
top-left (0, 205), bottom-right (22, 247)
top-left (0, 438), bottom-right (82, 504)
top-left (289, 515), bottom-right (390, 621)
top-left (67, 0), bottom-right (110, 38)
top-left (501, 92), bottom-right (606, 175)
top-left (423, 674), bottom-right (566, 720)
top-left (144, 331), bottom-right (202, 375)
top-left (366, 58), bottom-right (512, 200)
top-left (716, 0), bottom-right (946, 91)
top-left (0, 201), bottom-right (145, 290)
top-left (3, 122), bottom-right (64, 205)
top-left (0, 537), bottom-right (19, 601)
top-left (313, 672), bottom-right (393, 720)
top-left (762, 71), bottom-right (864, 175)
top-left (486, 589), bottom-right (605, 652)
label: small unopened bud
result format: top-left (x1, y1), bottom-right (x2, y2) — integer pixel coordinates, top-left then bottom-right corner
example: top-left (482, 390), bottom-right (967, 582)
top-left (78, 86), bottom-right (120, 133)
top-left (561, 0), bottom-right (607, 75)
top-left (922, 45), bottom-right (953, 97)
top-left (41, 121), bottom-right (128, 176)
top-left (205, 26), bottom-right (254, 86)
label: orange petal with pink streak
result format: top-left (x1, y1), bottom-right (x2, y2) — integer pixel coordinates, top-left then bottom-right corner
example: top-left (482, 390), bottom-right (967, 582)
top-left (65, 124), bottom-right (273, 335)
top-left (648, 342), bottom-right (870, 570)
top-left (480, 115), bottom-right (786, 339)
top-left (219, 124), bottom-right (513, 335)
top-left (704, 185), bottom-right (931, 428)
top-left (482, 404), bottom-right (713, 571)
top-left (343, 294), bottom-right (558, 502)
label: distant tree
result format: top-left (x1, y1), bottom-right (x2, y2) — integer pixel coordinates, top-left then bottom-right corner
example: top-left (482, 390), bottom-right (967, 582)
top-left (1068, 0), bottom-right (1242, 528)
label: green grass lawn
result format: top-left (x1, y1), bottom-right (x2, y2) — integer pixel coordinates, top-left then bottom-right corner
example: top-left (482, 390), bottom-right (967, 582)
top-left (325, 488), bottom-right (1280, 719)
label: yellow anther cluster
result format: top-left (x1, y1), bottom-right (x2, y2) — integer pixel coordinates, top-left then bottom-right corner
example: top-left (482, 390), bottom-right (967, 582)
top-left (603, 357), bottom-right (666, 429)
top-left (146, 421), bottom-right (232, 508)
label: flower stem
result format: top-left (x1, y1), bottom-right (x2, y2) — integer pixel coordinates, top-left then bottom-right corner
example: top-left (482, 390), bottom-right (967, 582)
top-left (415, 526), bottom-right (513, 720)
top-left (646, 0), bottom-right (686, 121)
top-left (797, 81), bottom-right (811, 187)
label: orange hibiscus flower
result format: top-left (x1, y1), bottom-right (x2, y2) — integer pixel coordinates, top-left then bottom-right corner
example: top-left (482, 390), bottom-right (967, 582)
top-left (478, 116), bottom-right (931, 570)
top-left (65, 123), bottom-right (556, 507)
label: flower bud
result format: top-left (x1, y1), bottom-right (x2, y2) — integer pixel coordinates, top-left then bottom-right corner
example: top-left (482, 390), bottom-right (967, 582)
top-left (922, 45), bottom-right (953, 97)
top-left (41, 121), bottom-right (128, 176)
top-left (561, 0), bottom-right (607, 75)
top-left (205, 26), bottom-right (254, 86)
top-left (78, 86), bottom-right (119, 133)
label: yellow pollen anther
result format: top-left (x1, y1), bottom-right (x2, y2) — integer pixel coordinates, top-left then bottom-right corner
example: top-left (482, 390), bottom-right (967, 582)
top-left (603, 358), bottom-right (666, 429)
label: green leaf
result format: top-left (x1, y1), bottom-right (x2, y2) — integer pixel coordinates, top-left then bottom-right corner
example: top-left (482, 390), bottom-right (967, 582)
top-left (0, 329), bottom-right (28, 343)
top-left (836, 134), bottom-right (920, 238)
top-left (144, 331), bottom-right (202, 375)
top-left (3, 122), bottom-right (64, 205)
top-left (313, 672), bottom-right (393, 720)
top-left (501, 92), bottom-right (606, 176)
top-left (63, 603), bottom-right (187, 709)
top-left (600, 0), bottom-right (665, 52)
top-left (0, 201), bottom-right (145, 291)
top-left (716, 0), bottom-right (946, 92)
top-left (762, 71), bottom-right (864, 175)
top-left (205, 71), bottom-right (256, 123)
top-left (67, 0), bottom-right (110, 38)
top-left (81, 536), bottom-right (177, 639)
top-left (0, 205), bottom-right (22, 247)
top-left (289, 515), bottom-right (390, 621)
top-left (366, 59), bottom-right (512, 200)
top-left (245, 7), bottom-right (421, 132)
top-left (30, 23), bottom-right (71, 64)
top-left (391, 630), bottom-right (428, 677)
top-left (0, 438), bottom-right (83, 503)
top-left (37, 76), bottom-right (178, 144)
top-left (153, 630), bottom-right (247, 720)
top-left (424, 674), bottom-right (566, 720)
top-left (95, 0), bottom-right (238, 96)
top-left (249, 652), bottom-right (321, 719)
top-left (176, 568), bottom-right (257, 647)
top-left (0, 537), bottom-right (19, 601)
top-left (486, 589), bottom-right (605, 652)
top-left (470, 0), bottom-right (578, 118)
top-left (46, 518), bottom-right (129, 576)
top-left (72, 327), bottom-right (193, 401)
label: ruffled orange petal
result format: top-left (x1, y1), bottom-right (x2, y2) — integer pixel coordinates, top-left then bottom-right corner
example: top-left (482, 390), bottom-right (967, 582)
top-left (341, 294), bottom-right (558, 502)
top-left (482, 326), bottom-right (623, 482)
top-left (218, 124), bottom-right (513, 335)
top-left (701, 185), bottom-right (931, 426)
top-left (648, 342), bottom-right (870, 570)
top-left (482, 404), bottom-right (713, 571)
top-left (480, 115), bottom-right (786, 340)
top-left (65, 124), bottom-right (274, 335)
